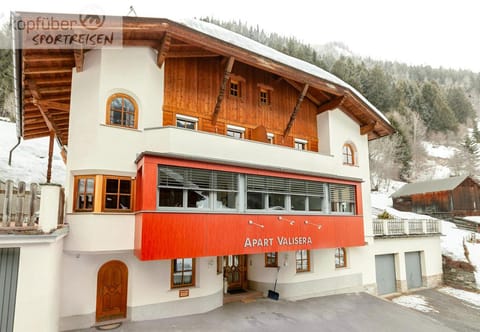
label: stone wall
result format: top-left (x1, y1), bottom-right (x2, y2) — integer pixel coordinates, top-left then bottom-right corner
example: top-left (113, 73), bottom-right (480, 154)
top-left (442, 255), bottom-right (478, 291)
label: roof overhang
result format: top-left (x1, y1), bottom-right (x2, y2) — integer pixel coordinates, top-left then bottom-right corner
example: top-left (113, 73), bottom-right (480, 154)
top-left (12, 11), bottom-right (395, 148)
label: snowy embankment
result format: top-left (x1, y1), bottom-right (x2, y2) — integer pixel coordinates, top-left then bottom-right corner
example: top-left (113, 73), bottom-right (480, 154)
top-left (0, 119), bottom-right (66, 185)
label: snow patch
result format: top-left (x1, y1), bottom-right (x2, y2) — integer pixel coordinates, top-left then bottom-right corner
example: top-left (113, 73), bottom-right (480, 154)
top-left (423, 142), bottom-right (456, 159)
top-left (0, 121), bottom-right (66, 185)
top-left (438, 287), bottom-right (480, 307)
top-left (392, 294), bottom-right (439, 313)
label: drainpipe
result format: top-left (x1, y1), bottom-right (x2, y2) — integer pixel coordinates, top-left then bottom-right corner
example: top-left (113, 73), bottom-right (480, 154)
top-left (8, 137), bottom-right (21, 166)
top-left (10, 12), bottom-right (23, 166)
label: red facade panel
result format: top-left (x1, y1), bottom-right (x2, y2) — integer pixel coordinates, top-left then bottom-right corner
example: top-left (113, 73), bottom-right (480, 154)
top-left (135, 212), bottom-right (365, 260)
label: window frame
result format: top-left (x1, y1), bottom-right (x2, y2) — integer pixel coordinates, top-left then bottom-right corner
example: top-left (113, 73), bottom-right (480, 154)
top-left (106, 93), bottom-right (138, 129)
top-left (229, 80), bottom-right (242, 98)
top-left (267, 132), bottom-right (274, 144)
top-left (296, 249), bottom-right (310, 273)
top-left (265, 252), bottom-right (278, 268)
top-left (73, 175), bottom-right (95, 212)
top-left (226, 124), bottom-right (245, 139)
top-left (176, 114), bottom-right (198, 130)
top-left (259, 88), bottom-right (271, 106)
top-left (171, 258), bottom-right (196, 288)
top-left (294, 138), bottom-right (308, 151)
top-left (335, 248), bottom-right (347, 268)
top-left (343, 143), bottom-right (355, 165)
top-left (102, 175), bottom-right (134, 212)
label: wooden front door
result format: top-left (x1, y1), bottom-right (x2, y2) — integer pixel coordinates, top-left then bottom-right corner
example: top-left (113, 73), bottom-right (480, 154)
top-left (224, 255), bottom-right (247, 291)
top-left (96, 260), bottom-right (128, 322)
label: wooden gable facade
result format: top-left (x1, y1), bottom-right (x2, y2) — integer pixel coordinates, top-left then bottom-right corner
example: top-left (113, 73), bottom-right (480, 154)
top-left (392, 176), bottom-right (480, 217)
top-left (163, 58), bottom-right (321, 148)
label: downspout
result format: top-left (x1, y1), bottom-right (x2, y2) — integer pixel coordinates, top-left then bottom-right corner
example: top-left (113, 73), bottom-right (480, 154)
top-left (9, 11), bottom-right (23, 166)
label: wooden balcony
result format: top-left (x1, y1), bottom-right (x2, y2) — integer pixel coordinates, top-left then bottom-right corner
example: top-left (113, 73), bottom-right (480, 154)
top-left (372, 219), bottom-right (441, 237)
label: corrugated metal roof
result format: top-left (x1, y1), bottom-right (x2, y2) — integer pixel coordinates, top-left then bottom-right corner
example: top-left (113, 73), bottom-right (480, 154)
top-left (391, 175), bottom-right (470, 198)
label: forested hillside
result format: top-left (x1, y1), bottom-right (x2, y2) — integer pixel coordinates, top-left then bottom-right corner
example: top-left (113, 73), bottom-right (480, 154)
top-left (201, 18), bottom-right (480, 184)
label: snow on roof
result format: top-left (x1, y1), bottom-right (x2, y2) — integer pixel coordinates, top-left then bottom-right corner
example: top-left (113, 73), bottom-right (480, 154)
top-left (391, 175), bottom-right (470, 198)
top-left (179, 18), bottom-right (391, 125)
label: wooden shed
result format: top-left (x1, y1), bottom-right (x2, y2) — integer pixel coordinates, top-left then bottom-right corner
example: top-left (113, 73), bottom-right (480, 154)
top-left (391, 175), bottom-right (480, 217)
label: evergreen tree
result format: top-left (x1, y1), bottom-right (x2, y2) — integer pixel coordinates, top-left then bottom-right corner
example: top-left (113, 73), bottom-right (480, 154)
top-left (419, 81), bottom-right (458, 132)
top-left (446, 87), bottom-right (475, 124)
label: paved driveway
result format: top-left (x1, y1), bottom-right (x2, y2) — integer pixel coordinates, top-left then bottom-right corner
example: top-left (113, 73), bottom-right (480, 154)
top-left (390, 288), bottom-right (480, 332)
top-left (73, 290), bottom-right (479, 332)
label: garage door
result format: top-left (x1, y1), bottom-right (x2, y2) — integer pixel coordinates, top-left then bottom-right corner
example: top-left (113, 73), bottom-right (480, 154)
top-left (375, 254), bottom-right (396, 295)
top-left (0, 248), bottom-right (20, 332)
top-left (405, 251), bottom-right (422, 289)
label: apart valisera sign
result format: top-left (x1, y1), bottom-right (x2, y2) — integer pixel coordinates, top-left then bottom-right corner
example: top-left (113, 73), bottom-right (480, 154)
top-left (244, 236), bottom-right (313, 248)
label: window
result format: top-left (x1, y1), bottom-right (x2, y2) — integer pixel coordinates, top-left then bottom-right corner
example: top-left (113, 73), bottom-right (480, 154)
top-left (267, 133), bottom-right (274, 144)
top-left (229, 80), bottom-right (241, 97)
top-left (296, 250), bottom-right (310, 272)
top-left (226, 125), bottom-right (245, 139)
top-left (176, 114), bottom-right (198, 130)
top-left (265, 252), bottom-right (278, 267)
top-left (158, 166), bottom-right (238, 210)
top-left (74, 176), bottom-right (95, 211)
top-left (294, 138), bottom-right (307, 151)
top-left (259, 89), bottom-right (271, 105)
top-left (106, 93), bottom-right (138, 129)
top-left (335, 248), bottom-right (347, 268)
top-left (330, 184), bottom-right (356, 213)
top-left (156, 165), bottom-right (357, 215)
top-left (343, 144), bottom-right (355, 165)
top-left (171, 258), bottom-right (195, 288)
top-left (103, 176), bottom-right (133, 211)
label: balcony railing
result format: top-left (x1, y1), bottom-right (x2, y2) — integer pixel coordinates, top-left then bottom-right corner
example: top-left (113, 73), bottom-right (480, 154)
top-left (0, 179), bottom-right (64, 234)
top-left (373, 218), bottom-right (441, 237)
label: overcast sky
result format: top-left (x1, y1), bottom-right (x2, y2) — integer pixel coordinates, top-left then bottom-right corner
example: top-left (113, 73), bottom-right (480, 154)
top-left (3, 0), bottom-right (480, 72)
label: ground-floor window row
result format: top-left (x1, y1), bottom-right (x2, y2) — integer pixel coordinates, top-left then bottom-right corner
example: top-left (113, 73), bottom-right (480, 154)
top-left (263, 248), bottom-right (347, 272)
top-left (170, 248), bottom-right (349, 288)
top-left (157, 165), bottom-right (357, 214)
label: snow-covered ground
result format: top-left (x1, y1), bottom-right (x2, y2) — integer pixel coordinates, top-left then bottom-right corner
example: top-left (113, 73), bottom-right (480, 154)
top-left (0, 119), bottom-right (66, 185)
top-left (392, 294), bottom-right (438, 313)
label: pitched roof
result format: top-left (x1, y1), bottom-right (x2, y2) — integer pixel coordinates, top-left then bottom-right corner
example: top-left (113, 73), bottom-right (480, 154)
top-left (13, 12), bottom-right (395, 147)
top-left (391, 175), bottom-right (470, 198)
top-left (179, 19), bottom-right (390, 125)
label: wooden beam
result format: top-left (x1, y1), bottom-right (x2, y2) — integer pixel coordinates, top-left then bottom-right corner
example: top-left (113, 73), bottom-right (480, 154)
top-left (35, 100), bottom-right (70, 112)
top-left (317, 95), bottom-right (346, 114)
top-left (24, 54), bottom-right (74, 63)
top-left (156, 34), bottom-right (172, 68)
top-left (360, 121), bottom-right (377, 135)
top-left (74, 46), bottom-right (84, 73)
top-left (212, 56), bottom-right (235, 125)
top-left (24, 67), bottom-right (72, 75)
top-left (166, 49), bottom-right (219, 58)
top-left (46, 131), bottom-right (54, 183)
top-left (27, 80), bottom-right (65, 147)
top-left (283, 83), bottom-right (309, 137)
top-left (284, 78), bottom-right (322, 106)
top-left (38, 86), bottom-right (71, 94)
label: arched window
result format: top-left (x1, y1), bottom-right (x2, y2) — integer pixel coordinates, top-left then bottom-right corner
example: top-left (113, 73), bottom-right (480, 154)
top-left (106, 93), bottom-right (138, 129)
top-left (342, 143), bottom-right (355, 165)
